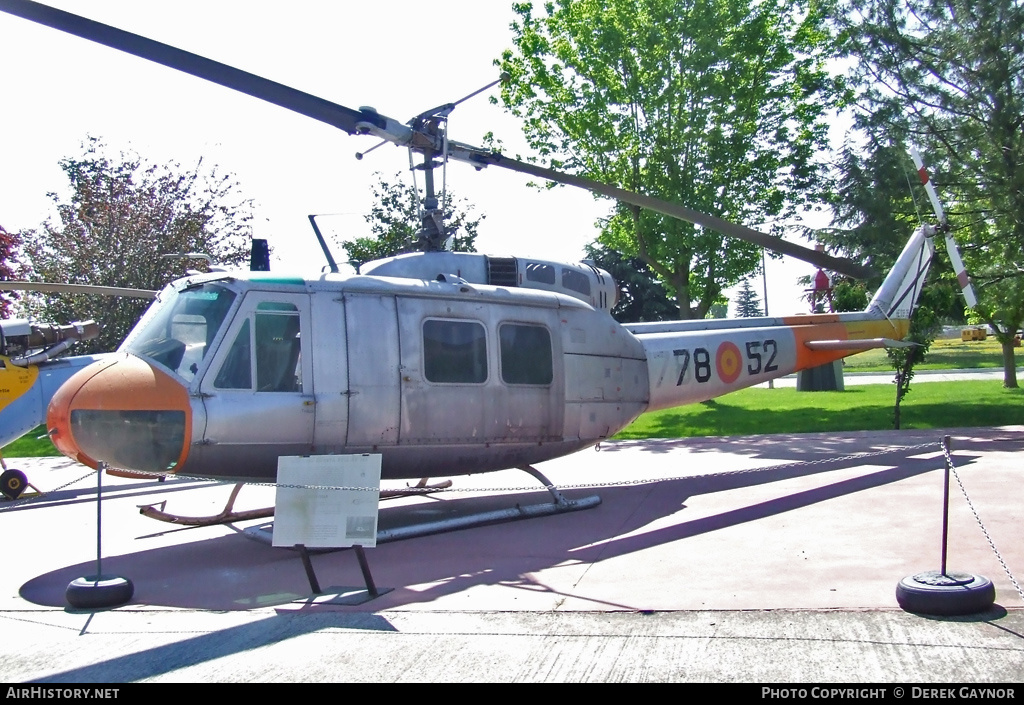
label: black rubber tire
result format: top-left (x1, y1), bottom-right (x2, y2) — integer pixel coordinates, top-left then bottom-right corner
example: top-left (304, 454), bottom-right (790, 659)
top-left (896, 572), bottom-right (995, 616)
top-left (65, 575), bottom-right (134, 609)
top-left (1, 469), bottom-right (27, 500)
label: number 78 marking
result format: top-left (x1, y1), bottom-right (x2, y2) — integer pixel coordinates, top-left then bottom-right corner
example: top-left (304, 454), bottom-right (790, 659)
top-left (673, 349), bottom-right (690, 385)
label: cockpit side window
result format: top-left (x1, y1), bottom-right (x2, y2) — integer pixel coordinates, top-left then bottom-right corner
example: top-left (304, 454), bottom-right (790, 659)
top-left (561, 268), bottom-right (591, 296)
top-left (214, 320), bottom-right (251, 389)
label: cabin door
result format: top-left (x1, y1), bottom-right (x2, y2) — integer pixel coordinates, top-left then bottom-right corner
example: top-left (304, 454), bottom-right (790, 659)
top-left (197, 292), bottom-right (314, 468)
top-left (343, 293), bottom-right (401, 447)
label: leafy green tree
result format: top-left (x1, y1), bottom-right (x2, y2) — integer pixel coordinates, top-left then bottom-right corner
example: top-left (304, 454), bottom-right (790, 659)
top-left (733, 280), bottom-right (763, 318)
top-left (18, 138), bottom-right (252, 353)
top-left (706, 298), bottom-right (728, 319)
top-left (831, 278), bottom-right (869, 313)
top-left (343, 172), bottom-right (481, 272)
top-left (498, 0), bottom-right (847, 319)
top-left (837, 0), bottom-right (1024, 387)
top-left (584, 241), bottom-right (678, 322)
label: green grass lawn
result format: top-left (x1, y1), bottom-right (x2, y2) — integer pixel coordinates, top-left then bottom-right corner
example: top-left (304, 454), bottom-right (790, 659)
top-left (616, 380), bottom-right (1024, 439)
top-left (844, 337), bottom-right (1013, 372)
top-left (2, 426), bottom-right (57, 458)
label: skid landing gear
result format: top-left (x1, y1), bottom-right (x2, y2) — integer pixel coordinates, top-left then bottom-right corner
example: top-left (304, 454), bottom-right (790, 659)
top-left (139, 483), bottom-right (274, 526)
top-left (138, 477), bottom-right (454, 526)
top-left (377, 465), bottom-right (600, 543)
top-left (245, 464), bottom-right (602, 546)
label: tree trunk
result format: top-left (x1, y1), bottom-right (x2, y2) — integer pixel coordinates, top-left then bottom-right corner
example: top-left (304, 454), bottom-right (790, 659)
top-left (1002, 339), bottom-right (1019, 389)
top-left (892, 356), bottom-right (915, 430)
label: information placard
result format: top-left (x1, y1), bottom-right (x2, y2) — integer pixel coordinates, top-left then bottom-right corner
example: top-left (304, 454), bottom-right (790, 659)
top-left (273, 454), bottom-right (381, 548)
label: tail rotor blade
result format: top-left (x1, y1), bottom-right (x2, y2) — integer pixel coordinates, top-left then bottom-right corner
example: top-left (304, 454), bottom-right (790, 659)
top-left (944, 234), bottom-right (978, 307)
top-left (909, 146), bottom-right (946, 225)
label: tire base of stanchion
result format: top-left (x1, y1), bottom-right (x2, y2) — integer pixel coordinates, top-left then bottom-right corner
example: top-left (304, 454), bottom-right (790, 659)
top-left (66, 575), bottom-right (134, 610)
top-left (896, 570), bottom-right (995, 616)
top-left (1, 469), bottom-right (28, 500)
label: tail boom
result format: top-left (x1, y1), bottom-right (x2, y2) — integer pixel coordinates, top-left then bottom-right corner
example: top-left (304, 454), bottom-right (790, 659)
top-left (628, 226), bottom-right (932, 413)
top-left (635, 315), bottom-right (907, 412)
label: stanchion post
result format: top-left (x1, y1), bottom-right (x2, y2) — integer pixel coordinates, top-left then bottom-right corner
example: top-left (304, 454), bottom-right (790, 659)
top-left (65, 460), bottom-right (134, 609)
top-left (96, 461), bottom-right (104, 579)
top-left (941, 435), bottom-right (951, 577)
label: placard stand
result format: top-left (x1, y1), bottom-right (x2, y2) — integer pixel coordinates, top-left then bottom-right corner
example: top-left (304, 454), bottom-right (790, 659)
top-left (274, 454), bottom-right (391, 605)
top-left (296, 543), bottom-right (380, 599)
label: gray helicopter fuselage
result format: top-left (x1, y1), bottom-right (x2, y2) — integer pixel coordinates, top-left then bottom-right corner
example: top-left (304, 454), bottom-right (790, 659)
top-left (50, 230), bottom-right (934, 484)
top-left (109, 262), bottom-right (648, 482)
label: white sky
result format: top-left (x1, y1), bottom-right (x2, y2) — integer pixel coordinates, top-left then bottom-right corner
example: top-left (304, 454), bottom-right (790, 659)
top-left (0, 0), bottom-right (824, 316)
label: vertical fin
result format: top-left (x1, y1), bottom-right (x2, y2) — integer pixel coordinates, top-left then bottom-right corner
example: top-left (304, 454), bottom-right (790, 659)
top-left (865, 225), bottom-right (935, 321)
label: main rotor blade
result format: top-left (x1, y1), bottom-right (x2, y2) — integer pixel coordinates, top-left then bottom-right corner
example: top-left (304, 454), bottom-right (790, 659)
top-left (1, 281), bottom-right (157, 299)
top-left (0, 0), bottom-right (379, 136)
top-left (1, 1), bottom-right (874, 278)
top-left (451, 147), bottom-right (876, 280)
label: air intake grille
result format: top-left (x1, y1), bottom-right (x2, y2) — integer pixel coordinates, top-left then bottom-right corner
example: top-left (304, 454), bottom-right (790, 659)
top-left (486, 257), bottom-right (519, 287)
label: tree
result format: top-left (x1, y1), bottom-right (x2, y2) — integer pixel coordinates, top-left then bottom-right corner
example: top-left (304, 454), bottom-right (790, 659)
top-left (498, 0), bottom-right (847, 319)
top-left (818, 139), bottom-right (961, 427)
top-left (584, 241), bottom-right (679, 322)
top-left (706, 298), bottom-right (728, 319)
top-left (18, 138), bottom-right (252, 353)
top-left (837, 0), bottom-right (1024, 387)
top-left (343, 172), bottom-right (482, 272)
top-left (0, 225), bottom-right (29, 318)
top-left (733, 280), bottom-right (763, 318)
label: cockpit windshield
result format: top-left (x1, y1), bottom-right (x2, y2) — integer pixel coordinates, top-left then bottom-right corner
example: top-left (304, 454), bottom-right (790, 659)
top-left (121, 283), bottom-right (237, 383)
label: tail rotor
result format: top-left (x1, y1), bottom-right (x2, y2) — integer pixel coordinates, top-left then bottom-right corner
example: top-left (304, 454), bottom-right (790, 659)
top-left (909, 147), bottom-right (978, 307)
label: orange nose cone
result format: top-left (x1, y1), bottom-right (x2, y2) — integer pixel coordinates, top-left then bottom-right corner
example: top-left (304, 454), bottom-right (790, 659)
top-left (47, 354), bottom-right (192, 475)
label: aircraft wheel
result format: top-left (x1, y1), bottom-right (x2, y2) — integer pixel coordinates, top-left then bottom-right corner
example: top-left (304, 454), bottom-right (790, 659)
top-left (1, 469), bottom-right (27, 500)
top-left (65, 575), bottom-right (134, 610)
top-left (896, 571), bottom-right (994, 616)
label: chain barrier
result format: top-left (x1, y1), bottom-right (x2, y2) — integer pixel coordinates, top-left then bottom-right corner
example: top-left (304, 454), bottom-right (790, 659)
top-left (5, 440), bottom-right (941, 499)
top-left (0, 467), bottom-right (97, 513)
top-left (941, 440), bottom-right (1024, 603)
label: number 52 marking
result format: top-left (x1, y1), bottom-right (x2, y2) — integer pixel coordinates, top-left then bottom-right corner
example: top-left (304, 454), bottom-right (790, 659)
top-left (745, 340), bottom-right (779, 374)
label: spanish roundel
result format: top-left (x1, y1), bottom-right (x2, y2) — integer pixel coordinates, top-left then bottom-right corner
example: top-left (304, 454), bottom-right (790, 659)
top-left (715, 341), bottom-right (742, 384)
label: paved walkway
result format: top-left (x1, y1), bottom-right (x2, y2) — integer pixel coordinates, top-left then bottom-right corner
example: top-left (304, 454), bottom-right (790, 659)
top-left (770, 367), bottom-right (1022, 387)
top-left (1, 426), bottom-right (1021, 682)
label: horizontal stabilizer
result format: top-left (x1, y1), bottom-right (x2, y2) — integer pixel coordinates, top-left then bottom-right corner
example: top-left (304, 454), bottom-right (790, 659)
top-left (804, 338), bottom-right (916, 352)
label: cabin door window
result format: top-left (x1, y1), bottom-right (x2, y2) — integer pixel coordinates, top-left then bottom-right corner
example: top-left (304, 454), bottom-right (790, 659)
top-left (213, 302), bottom-right (302, 392)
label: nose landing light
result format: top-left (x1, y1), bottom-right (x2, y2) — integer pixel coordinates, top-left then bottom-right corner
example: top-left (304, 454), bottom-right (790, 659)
top-left (47, 354), bottom-right (192, 475)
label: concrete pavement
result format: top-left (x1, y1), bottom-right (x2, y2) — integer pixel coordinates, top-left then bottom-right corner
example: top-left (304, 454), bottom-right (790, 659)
top-left (1, 426), bottom-right (1021, 682)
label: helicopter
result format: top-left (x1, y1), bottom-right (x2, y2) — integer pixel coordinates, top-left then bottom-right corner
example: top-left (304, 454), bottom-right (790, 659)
top-left (0, 1), bottom-right (971, 510)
